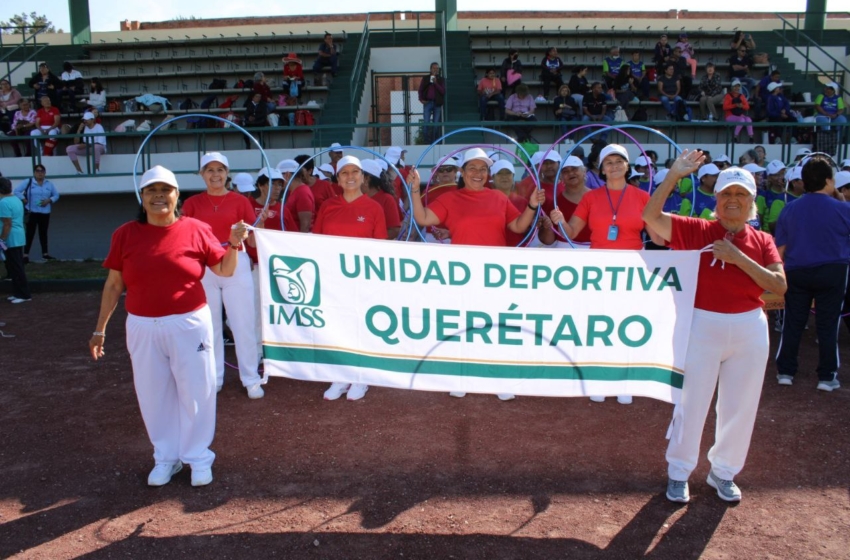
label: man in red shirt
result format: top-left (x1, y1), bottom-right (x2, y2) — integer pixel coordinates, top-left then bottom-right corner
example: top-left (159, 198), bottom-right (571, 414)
top-left (32, 96), bottom-right (61, 156)
top-left (278, 158), bottom-right (315, 232)
top-left (300, 155), bottom-right (342, 212)
top-left (328, 143), bottom-right (344, 172)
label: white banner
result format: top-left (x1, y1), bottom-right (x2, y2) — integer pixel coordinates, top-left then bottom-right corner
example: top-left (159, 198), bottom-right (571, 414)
top-left (255, 230), bottom-right (700, 403)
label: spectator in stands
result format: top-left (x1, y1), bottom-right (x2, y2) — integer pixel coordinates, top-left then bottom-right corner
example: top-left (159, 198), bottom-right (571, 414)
top-left (539, 47), bottom-right (564, 99)
top-left (697, 62), bottom-right (725, 121)
top-left (58, 62), bottom-right (84, 113)
top-left (612, 64), bottom-right (638, 108)
top-left (668, 47), bottom-right (693, 96)
top-left (602, 46), bottom-right (623, 90)
top-left (569, 65), bottom-right (590, 106)
top-left (675, 33), bottom-right (698, 79)
top-left (0, 177), bottom-right (31, 304)
top-left (80, 77), bottom-right (106, 113)
top-left (0, 79), bottom-right (22, 134)
top-left (13, 163), bottom-right (58, 264)
top-left (505, 84), bottom-right (537, 142)
top-left (500, 49), bottom-right (523, 94)
top-left (653, 34), bottom-right (673, 77)
top-left (418, 62), bottom-right (445, 144)
top-left (66, 112), bottom-right (107, 175)
top-left (282, 53), bottom-right (305, 101)
top-left (728, 46), bottom-right (756, 96)
top-left (31, 95), bottom-right (61, 156)
top-left (28, 63), bottom-right (59, 105)
top-left (730, 31), bottom-right (756, 53)
top-left (766, 82), bottom-right (801, 143)
top-left (627, 51), bottom-right (650, 99)
top-left (553, 84), bottom-right (580, 137)
top-left (313, 32), bottom-right (339, 78)
top-left (658, 64), bottom-right (690, 121)
top-left (582, 82), bottom-right (613, 140)
top-left (754, 69), bottom-right (782, 115)
top-left (775, 156), bottom-right (850, 392)
top-left (8, 98), bottom-right (36, 157)
top-left (477, 68), bottom-right (505, 120)
top-left (814, 82), bottom-right (847, 132)
top-left (724, 79), bottom-right (754, 143)
top-left (251, 72), bottom-right (275, 112)
top-left (243, 92), bottom-right (268, 139)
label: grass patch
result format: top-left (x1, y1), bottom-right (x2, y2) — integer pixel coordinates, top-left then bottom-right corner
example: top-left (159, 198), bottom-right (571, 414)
top-left (1, 259), bottom-right (108, 281)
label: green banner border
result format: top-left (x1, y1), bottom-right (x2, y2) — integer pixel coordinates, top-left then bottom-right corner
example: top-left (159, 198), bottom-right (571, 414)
top-left (264, 346), bottom-right (684, 388)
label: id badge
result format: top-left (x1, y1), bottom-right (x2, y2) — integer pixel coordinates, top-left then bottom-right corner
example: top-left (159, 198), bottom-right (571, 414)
top-left (607, 224), bottom-right (619, 241)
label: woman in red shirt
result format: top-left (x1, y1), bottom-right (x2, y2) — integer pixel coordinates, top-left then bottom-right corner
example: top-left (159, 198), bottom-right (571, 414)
top-left (281, 53), bottom-right (305, 101)
top-left (361, 159), bottom-right (401, 239)
top-left (316, 156), bottom-right (388, 402)
top-left (644, 153), bottom-right (786, 504)
top-left (182, 153), bottom-right (265, 399)
top-left (89, 165), bottom-right (248, 488)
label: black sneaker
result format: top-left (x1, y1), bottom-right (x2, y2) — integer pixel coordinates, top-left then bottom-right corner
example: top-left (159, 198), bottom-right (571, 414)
top-left (42, 254), bottom-right (56, 261)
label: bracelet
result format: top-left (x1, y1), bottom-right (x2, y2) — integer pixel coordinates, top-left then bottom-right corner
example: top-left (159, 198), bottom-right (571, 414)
top-left (92, 331), bottom-right (105, 337)
top-left (411, 189), bottom-right (421, 194)
top-left (226, 241), bottom-right (242, 250)
top-left (527, 202), bottom-right (539, 211)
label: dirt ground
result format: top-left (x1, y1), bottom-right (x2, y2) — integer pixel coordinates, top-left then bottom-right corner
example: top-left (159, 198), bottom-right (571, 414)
top-left (1, 292), bottom-right (849, 559)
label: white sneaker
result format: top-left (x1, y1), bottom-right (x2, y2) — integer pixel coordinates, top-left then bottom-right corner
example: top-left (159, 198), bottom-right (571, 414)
top-left (617, 395), bottom-right (633, 405)
top-left (589, 396), bottom-right (606, 403)
top-left (497, 393), bottom-right (515, 401)
top-left (324, 382), bottom-right (350, 400)
top-left (191, 467), bottom-right (213, 487)
top-left (347, 383), bottom-right (369, 401)
top-left (10, 298), bottom-right (31, 304)
top-left (147, 462), bottom-right (182, 486)
top-left (246, 383), bottom-right (264, 399)
top-left (449, 392), bottom-right (467, 398)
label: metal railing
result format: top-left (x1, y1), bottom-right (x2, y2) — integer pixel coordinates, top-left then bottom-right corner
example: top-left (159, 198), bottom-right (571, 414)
top-left (349, 16), bottom-right (372, 123)
top-left (440, 11), bottom-right (448, 122)
top-left (779, 11), bottom-right (850, 45)
top-left (0, 25), bottom-right (48, 84)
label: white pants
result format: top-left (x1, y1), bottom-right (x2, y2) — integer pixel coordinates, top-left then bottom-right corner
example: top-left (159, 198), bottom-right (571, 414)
top-left (666, 308), bottom-right (769, 481)
top-left (201, 251), bottom-right (260, 387)
top-left (31, 127), bottom-right (59, 137)
top-left (251, 266), bottom-right (263, 359)
top-left (126, 305), bottom-right (217, 469)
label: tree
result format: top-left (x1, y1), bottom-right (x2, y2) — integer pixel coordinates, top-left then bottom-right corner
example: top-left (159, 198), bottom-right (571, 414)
top-left (0, 12), bottom-right (63, 34)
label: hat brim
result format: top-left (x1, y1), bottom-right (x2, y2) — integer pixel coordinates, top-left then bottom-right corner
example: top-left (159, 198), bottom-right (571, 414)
top-left (283, 57), bottom-right (303, 65)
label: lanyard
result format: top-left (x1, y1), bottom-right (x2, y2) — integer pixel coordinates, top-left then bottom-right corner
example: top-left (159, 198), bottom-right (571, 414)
top-left (604, 186), bottom-right (628, 223)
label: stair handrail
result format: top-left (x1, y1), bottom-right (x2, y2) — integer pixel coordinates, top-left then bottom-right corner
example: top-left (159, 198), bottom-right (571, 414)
top-left (349, 15), bottom-right (372, 122)
top-left (0, 25), bottom-right (48, 84)
top-left (440, 10), bottom-right (448, 122)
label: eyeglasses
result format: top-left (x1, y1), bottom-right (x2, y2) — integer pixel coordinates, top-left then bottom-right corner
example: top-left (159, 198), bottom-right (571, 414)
top-left (437, 166), bottom-right (457, 173)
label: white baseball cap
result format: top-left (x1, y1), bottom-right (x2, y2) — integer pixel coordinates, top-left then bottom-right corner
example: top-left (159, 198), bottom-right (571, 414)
top-left (835, 171), bottom-right (850, 189)
top-left (384, 146), bottom-right (404, 165)
top-left (714, 168), bottom-right (757, 195)
top-left (743, 163), bottom-right (766, 174)
top-left (599, 144), bottom-right (629, 164)
top-left (438, 156), bottom-right (460, 168)
top-left (490, 160), bottom-right (516, 176)
top-left (231, 172), bottom-right (255, 193)
top-left (82, 111), bottom-right (96, 120)
top-left (825, 81), bottom-right (839, 92)
top-left (634, 155), bottom-right (651, 167)
top-left (541, 151), bottom-right (562, 164)
top-left (628, 169), bottom-right (644, 180)
top-left (318, 163), bottom-right (335, 176)
top-left (653, 169), bottom-right (669, 183)
top-left (731, 78), bottom-right (742, 87)
top-left (486, 150), bottom-right (502, 162)
top-left (714, 154), bottom-right (731, 163)
top-left (697, 163), bottom-right (720, 179)
top-left (462, 148), bottom-right (493, 167)
top-left (840, 159), bottom-right (850, 169)
top-left (312, 167), bottom-right (327, 180)
top-left (795, 148), bottom-right (812, 158)
top-left (140, 165), bottom-right (179, 190)
top-left (361, 159), bottom-right (383, 178)
top-left (329, 142), bottom-right (344, 153)
top-left (767, 82), bottom-right (783, 92)
top-left (276, 159), bottom-right (299, 173)
top-left (786, 166), bottom-right (802, 181)
top-left (258, 167), bottom-right (284, 180)
top-left (530, 151), bottom-right (545, 167)
top-left (374, 158), bottom-right (389, 172)
top-left (336, 155), bottom-right (362, 172)
top-left (562, 155), bottom-right (584, 168)
top-left (766, 160), bottom-right (786, 176)
top-left (200, 152), bottom-right (229, 170)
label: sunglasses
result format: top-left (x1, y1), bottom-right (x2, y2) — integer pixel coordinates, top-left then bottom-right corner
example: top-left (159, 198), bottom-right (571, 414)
top-left (437, 166), bottom-right (457, 173)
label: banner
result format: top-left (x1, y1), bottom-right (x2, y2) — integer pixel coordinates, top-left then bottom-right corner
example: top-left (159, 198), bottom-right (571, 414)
top-left (255, 230), bottom-right (700, 403)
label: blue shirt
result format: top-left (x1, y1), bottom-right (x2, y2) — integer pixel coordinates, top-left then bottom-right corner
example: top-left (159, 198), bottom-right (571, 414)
top-left (663, 191), bottom-right (683, 214)
top-left (628, 61), bottom-right (646, 79)
top-left (775, 193), bottom-right (850, 270)
top-left (14, 178), bottom-right (59, 215)
top-left (0, 195), bottom-right (26, 248)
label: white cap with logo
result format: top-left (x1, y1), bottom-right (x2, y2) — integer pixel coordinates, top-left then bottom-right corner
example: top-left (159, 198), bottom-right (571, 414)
top-left (766, 159), bottom-right (786, 176)
top-left (714, 168), bottom-right (757, 195)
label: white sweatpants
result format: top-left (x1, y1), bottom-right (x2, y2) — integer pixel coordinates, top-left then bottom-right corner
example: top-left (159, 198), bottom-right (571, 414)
top-left (126, 305), bottom-right (217, 469)
top-left (666, 307), bottom-right (769, 481)
top-left (251, 266), bottom-right (263, 359)
top-left (201, 251), bottom-right (260, 388)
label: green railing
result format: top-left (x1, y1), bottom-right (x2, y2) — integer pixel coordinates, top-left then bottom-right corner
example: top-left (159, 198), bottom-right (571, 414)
top-left (349, 17), bottom-right (371, 123)
top-left (0, 25), bottom-right (48, 84)
top-left (777, 11), bottom-right (850, 44)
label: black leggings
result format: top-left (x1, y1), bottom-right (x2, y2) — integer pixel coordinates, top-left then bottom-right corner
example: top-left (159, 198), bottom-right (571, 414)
top-left (25, 212), bottom-right (50, 255)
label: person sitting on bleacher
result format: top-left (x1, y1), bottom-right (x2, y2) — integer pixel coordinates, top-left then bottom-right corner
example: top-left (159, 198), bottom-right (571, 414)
top-left (8, 98), bottom-right (37, 157)
top-left (539, 47), bottom-right (564, 100)
top-left (0, 79), bottom-right (23, 134)
top-left (724, 79), bottom-right (755, 143)
top-left (553, 84), bottom-right (580, 137)
top-left (28, 63), bottom-right (59, 106)
top-left (754, 69), bottom-right (782, 114)
top-left (569, 65), bottom-right (590, 107)
top-left (602, 46), bottom-right (624, 90)
top-left (582, 82), bottom-right (613, 141)
top-left (730, 31), bottom-right (756, 53)
top-left (674, 34), bottom-right (697, 79)
top-left (766, 82), bottom-right (801, 143)
top-left (653, 34), bottom-right (672, 78)
top-left (505, 84), bottom-right (537, 143)
top-left (243, 92), bottom-right (268, 148)
top-left (31, 95), bottom-right (61, 156)
top-left (66, 111), bottom-right (106, 175)
top-left (668, 47), bottom-right (693, 97)
top-left (282, 53), bottom-right (305, 101)
top-left (814, 82), bottom-right (847, 132)
top-left (500, 49), bottom-right (523, 94)
top-left (612, 64), bottom-right (639, 108)
top-left (252, 72), bottom-right (275, 112)
top-left (80, 77), bottom-right (107, 113)
top-left (58, 62), bottom-right (84, 113)
top-left (477, 68), bottom-right (505, 121)
top-left (728, 45), bottom-right (756, 97)
top-left (627, 51), bottom-right (650, 99)
top-left (313, 33), bottom-right (339, 77)
top-left (657, 64), bottom-right (690, 122)
top-left (697, 62), bottom-right (724, 122)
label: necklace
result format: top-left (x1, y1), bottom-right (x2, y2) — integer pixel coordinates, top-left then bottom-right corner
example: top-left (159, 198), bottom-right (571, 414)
top-left (206, 192), bottom-right (227, 212)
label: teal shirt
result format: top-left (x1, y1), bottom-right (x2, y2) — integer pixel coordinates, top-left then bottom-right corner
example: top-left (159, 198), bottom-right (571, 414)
top-left (0, 195), bottom-right (26, 248)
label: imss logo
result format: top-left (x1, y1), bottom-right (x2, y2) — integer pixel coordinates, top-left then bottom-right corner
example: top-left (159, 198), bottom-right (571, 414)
top-left (268, 256), bottom-right (325, 328)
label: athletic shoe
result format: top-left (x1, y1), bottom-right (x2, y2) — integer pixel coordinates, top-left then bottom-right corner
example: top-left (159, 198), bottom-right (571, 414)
top-left (776, 374), bottom-right (794, 386)
top-left (589, 396), bottom-right (606, 403)
top-left (666, 479), bottom-right (690, 503)
top-left (324, 382), bottom-right (350, 400)
top-left (6, 296), bottom-right (14, 301)
top-left (191, 467), bottom-right (213, 487)
top-left (497, 393), bottom-right (515, 401)
top-left (707, 471), bottom-right (742, 502)
top-left (148, 462), bottom-right (182, 486)
top-left (42, 254), bottom-right (56, 260)
top-left (10, 298), bottom-right (31, 304)
top-left (617, 395), bottom-right (633, 405)
top-left (347, 383), bottom-right (369, 401)
top-left (246, 383), bottom-right (264, 399)
top-left (449, 392), bottom-right (467, 398)
top-left (817, 374), bottom-right (840, 392)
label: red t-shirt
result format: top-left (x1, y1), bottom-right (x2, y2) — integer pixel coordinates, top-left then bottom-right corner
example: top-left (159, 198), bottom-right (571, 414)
top-left (424, 183), bottom-right (457, 205)
top-left (393, 166), bottom-right (413, 200)
top-left (37, 107), bottom-right (60, 128)
top-left (182, 191), bottom-right (256, 243)
top-left (573, 185), bottom-right (650, 249)
top-left (313, 194), bottom-right (388, 239)
top-left (515, 176), bottom-right (537, 201)
top-left (103, 218), bottom-right (225, 318)
top-left (505, 193), bottom-right (528, 247)
top-left (669, 215), bottom-right (782, 313)
top-left (245, 197), bottom-right (297, 263)
top-left (285, 183), bottom-right (316, 230)
top-left (542, 191), bottom-right (593, 244)
top-left (312, 178), bottom-right (342, 211)
top-left (371, 191), bottom-right (401, 232)
top-left (428, 188), bottom-right (522, 247)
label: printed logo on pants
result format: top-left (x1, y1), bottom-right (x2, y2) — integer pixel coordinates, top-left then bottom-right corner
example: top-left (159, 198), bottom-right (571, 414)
top-left (197, 342), bottom-right (207, 352)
